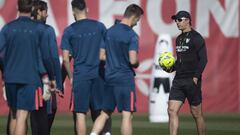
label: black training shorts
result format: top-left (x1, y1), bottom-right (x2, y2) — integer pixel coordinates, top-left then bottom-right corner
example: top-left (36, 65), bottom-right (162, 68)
top-left (169, 78), bottom-right (202, 106)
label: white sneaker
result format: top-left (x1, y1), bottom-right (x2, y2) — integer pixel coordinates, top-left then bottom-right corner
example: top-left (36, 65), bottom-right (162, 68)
top-left (105, 132), bottom-right (111, 135)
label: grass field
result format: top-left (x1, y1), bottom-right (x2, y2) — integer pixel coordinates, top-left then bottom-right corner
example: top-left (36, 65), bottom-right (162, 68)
top-left (0, 113), bottom-right (240, 135)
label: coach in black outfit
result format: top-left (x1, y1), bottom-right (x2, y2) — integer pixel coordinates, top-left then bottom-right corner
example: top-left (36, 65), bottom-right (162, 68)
top-left (164, 11), bottom-right (208, 135)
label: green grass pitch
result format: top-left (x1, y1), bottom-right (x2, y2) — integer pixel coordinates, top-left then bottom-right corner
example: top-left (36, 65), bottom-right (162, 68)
top-left (0, 113), bottom-right (240, 135)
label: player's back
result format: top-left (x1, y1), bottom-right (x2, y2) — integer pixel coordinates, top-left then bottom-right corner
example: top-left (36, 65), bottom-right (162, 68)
top-left (105, 23), bottom-right (138, 86)
top-left (62, 19), bottom-right (106, 80)
top-left (1, 16), bottom-right (44, 85)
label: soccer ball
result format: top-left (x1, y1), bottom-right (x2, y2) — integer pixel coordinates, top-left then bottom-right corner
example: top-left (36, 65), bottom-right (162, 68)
top-left (158, 52), bottom-right (175, 69)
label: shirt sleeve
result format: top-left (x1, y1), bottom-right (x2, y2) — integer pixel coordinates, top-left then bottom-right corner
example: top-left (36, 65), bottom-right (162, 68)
top-left (0, 30), bottom-right (6, 51)
top-left (99, 23), bottom-right (107, 49)
top-left (193, 35), bottom-right (208, 78)
top-left (129, 33), bottom-right (139, 52)
top-left (38, 49), bottom-right (47, 75)
top-left (0, 26), bottom-right (7, 72)
top-left (61, 27), bottom-right (72, 51)
top-left (38, 26), bottom-right (56, 80)
top-left (48, 27), bottom-right (63, 91)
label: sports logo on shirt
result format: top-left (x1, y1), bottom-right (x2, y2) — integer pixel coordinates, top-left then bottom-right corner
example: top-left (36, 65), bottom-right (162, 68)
top-left (176, 45), bottom-right (189, 52)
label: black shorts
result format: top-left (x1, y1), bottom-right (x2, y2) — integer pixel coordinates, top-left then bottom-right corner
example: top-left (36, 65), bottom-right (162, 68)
top-left (169, 78), bottom-right (202, 106)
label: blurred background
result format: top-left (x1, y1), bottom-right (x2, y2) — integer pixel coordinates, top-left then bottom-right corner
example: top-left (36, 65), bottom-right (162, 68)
top-left (0, 0), bottom-right (239, 135)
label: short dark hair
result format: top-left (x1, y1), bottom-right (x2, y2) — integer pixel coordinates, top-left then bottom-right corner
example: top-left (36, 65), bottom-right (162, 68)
top-left (123, 4), bottom-right (144, 18)
top-left (71, 0), bottom-right (86, 11)
top-left (31, 0), bottom-right (48, 19)
top-left (18, 0), bottom-right (33, 13)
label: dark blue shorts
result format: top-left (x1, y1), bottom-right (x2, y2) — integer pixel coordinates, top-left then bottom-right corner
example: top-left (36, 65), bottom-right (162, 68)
top-left (5, 83), bottom-right (43, 111)
top-left (70, 77), bottom-right (105, 113)
top-left (102, 85), bottom-right (136, 112)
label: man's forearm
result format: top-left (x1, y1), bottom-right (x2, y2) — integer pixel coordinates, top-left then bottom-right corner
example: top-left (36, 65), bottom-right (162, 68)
top-left (63, 60), bottom-right (72, 79)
